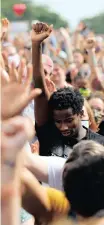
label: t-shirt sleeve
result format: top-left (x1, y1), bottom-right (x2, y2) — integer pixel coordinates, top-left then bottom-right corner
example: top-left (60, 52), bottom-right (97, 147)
top-left (42, 157), bottom-right (66, 191)
top-left (24, 142), bottom-right (32, 152)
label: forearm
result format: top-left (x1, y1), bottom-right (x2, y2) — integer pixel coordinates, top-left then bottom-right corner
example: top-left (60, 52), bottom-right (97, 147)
top-left (1, 164), bottom-right (21, 225)
top-left (23, 151), bottom-right (48, 183)
top-left (88, 50), bottom-right (104, 90)
top-left (73, 32), bottom-right (81, 50)
top-left (32, 42), bottom-right (44, 89)
top-left (65, 38), bottom-right (73, 63)
top-left (32, 42), bottom-right (50, 125)
top-left (32, 42), bottom-right (49, 95)
top-left (88, 49), bottom-right (97, 69)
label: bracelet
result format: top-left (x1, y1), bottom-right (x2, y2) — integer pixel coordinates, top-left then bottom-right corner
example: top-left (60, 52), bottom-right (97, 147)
top-left (3, 160), bottom-right (15, 168)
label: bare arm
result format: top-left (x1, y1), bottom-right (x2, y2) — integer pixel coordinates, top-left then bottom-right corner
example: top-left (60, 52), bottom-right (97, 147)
top-left (22, 150), bottom-right (48, 183)
top-left (72, 31), bottom-right (83, 50)
top-left (87, 39), bottom-right (104, 90)
top-left (31, 23), bottom-right (53, 126)
top-left (60, 28), bottom-right (73, 63)
top-left (21, 169), bottom-right (52, 221)
top-left (32, 42), bottom-right (49, 125)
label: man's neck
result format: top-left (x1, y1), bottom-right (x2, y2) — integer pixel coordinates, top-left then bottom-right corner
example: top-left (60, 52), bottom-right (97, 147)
top-left (77, 125), bottom-right (87, 141)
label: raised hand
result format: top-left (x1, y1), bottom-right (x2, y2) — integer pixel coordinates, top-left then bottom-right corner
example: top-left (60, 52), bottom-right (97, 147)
top-left (86, 37), bottom-right (96, 50)
top-left (1, 83), bottom-right (41, 120)
top-left (31, 22), bottom-right (53, 43)
top-left (45, 77), bottom-right (56, 96)
top-left (1, 58), bottom-right (42, 120)
top-left (1, 116), bottom-right (34, 162)
top-left (1, 18), bottom-right (9, 41)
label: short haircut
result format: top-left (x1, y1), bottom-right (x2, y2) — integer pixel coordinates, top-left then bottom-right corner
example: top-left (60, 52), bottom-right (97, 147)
top-left (63, 140), bottom-right (104, 217)
top-left (48, 87), bottom-right (84, 114)
top-left (87, 91), bottom-right (104, 102)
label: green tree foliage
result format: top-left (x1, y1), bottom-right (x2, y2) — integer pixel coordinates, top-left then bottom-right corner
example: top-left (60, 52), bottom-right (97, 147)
top-left (1, 0), bottom-right (68, 28)
top-left (83, 12), bottom-right (104, 34)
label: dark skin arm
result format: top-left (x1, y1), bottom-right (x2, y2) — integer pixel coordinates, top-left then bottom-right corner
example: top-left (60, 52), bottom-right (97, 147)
top-left (31, 23), bottom-right (53, 126)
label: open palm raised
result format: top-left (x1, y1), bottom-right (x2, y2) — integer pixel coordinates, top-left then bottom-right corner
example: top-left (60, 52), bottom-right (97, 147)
top-left (1, 60), bottom-right (42, 120)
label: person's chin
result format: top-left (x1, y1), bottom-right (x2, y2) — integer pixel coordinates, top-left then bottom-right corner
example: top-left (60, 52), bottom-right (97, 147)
top-left (61, 131), bottom-right (71, 137)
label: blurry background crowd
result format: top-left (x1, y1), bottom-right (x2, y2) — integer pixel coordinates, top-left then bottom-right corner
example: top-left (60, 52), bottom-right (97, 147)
top-left (1, 0), bottom-right (104, 225)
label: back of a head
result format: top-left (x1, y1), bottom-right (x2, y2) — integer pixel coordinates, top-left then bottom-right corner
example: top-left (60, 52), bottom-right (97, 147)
top-left (63, 140), bottom-right (104, 217)
top-left (48, 87), bottom-right (84, 114)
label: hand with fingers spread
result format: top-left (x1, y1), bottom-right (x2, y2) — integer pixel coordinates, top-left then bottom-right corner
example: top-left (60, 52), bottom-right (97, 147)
top-left (45, 77), bottom-right (56, 96)
top-left (1, 83), bottom-right (41, 120)
top-left (1, 57), bottom-right (32, 85)
top-left (1, 58), bottom-right (42, 120)
top-left (31, 22), bottom-right (53, 43)
top-left (0, 18), bottom-right (9, 41)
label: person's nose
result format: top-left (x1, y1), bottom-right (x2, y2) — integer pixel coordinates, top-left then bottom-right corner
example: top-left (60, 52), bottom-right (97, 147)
top-left (60, 122), bottom-right (68, 131)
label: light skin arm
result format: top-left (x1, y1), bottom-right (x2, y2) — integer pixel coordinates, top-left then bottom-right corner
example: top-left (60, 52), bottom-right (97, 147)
top-left (31, 23), bottom-right (53, 126)
top-left (87, 38), bottom-right (104, 90)
top-left (22, 150), bottom-right (48, 183)
top-left (60, 28), bottom-right (74, 63)
top-left (72, 30), bottom-right (83, 50)
top-left (1, 116), bottom-right (35, 225)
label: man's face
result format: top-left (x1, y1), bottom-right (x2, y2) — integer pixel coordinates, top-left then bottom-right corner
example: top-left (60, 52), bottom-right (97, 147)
top-left (53, 108), bottom-right (82, 137)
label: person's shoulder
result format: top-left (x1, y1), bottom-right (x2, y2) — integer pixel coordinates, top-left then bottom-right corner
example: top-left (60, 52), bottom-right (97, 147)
top-left (35, 120), bottom-right (57, 134)
top-left (44, 156), bottom-right (66, 166)
top-left (36, 120), bottom-right (54, 128)
top-left (88, 128), bottom-right (104, 145)
top-left (98, 121), bottom-right (104, 136)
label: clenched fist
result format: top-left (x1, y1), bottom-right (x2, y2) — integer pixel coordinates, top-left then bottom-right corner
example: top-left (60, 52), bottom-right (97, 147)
top-left (86, 37), bottom-right (96, 50)
top-left (31, 22), bottom-right (53, 43)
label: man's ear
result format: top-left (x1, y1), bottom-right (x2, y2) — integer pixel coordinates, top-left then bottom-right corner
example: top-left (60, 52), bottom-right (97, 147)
top-left (80, 110), bottom-right (84, 119)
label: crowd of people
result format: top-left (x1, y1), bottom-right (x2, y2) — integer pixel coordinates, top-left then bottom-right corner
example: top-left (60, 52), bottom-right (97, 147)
top-left (1, 17), bottom-right (104, 225)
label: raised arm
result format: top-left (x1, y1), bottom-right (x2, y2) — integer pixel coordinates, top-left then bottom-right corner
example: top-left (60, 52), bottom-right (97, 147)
top-left (87, 38), bottom-right (104, 90)
top-left (31, 23), bottom-right (53, 126)
top-left (21, 150), bottom-right (48, 183)
top-left (60, 27), bottom-right (74, 64)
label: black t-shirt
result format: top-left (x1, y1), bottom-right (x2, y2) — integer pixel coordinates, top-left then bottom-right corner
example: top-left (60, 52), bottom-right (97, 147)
top-left (36, 121), bottom-right (104, 157)
top-left (98, 121), bottom-right (104, 136)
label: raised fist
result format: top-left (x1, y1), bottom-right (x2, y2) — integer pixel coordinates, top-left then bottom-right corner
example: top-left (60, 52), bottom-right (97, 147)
top-left (31, 22), bottom-right (53, 43)
top-left (86, 37), bottom-right (96, 50)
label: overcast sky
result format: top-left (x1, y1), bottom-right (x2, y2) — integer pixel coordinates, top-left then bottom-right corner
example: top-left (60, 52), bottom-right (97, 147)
top-left (35, 0), bottom-right (104, 28)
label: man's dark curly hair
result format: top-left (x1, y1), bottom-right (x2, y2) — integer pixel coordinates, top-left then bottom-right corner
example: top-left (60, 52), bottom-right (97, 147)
top-left (48, 87), bottom-right (84, 114)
